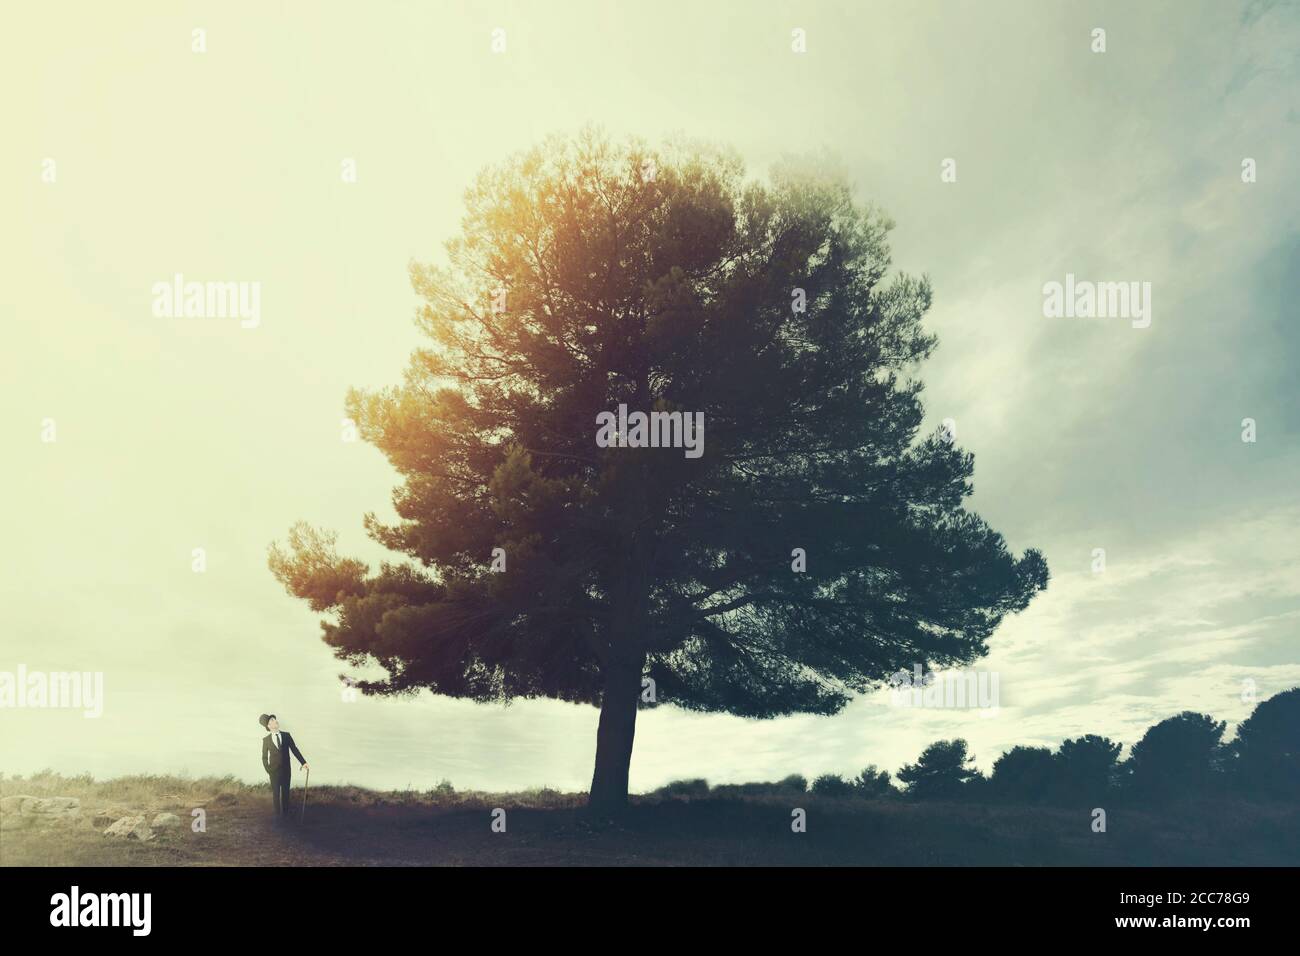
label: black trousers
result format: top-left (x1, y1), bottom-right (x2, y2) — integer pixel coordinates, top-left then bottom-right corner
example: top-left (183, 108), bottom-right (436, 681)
top-left (270, 775), bottom-right (291, 818)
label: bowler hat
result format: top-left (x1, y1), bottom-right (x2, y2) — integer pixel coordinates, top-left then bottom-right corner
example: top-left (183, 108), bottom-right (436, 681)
top-left (259, 713), bottom-right (274, 729)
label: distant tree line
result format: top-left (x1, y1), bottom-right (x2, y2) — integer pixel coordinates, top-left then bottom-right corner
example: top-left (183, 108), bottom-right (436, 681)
top-left (654, 687), bottom-right (1300, 805)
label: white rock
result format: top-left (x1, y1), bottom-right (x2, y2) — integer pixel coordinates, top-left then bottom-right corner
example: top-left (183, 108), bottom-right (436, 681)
top-left (26, 796), bottom-right (80, 815)
top-left (0, 795), bottom-right (36, 814)
top-left (103, 814), bottom-right (154, 841)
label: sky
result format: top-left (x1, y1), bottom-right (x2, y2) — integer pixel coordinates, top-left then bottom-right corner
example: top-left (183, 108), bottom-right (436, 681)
top-left (2, 0), bottom-right (1298, 793)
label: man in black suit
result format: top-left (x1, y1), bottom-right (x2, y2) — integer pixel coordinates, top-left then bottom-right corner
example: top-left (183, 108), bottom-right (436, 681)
top-left (260, 713), bottom-right (309, 822)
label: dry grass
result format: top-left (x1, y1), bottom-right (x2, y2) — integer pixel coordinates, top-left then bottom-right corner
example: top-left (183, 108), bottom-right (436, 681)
top-left (3, 771), bottom-right (1295, 867)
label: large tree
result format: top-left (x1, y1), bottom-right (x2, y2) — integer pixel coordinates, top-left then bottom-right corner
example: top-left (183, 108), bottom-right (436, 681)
top-left (1230, 687), bottom-right (1300, 797)
top-left (1122, 711), bottom-right (1227, 800)
top-left (897, 739), bottom-right (981, 801)
top-left (1055, 734), bottom-right (1122, 802)
top-left (269, 131), bottom-right (1048, 812)
top-left (989, 745), bottom-right (1057, 804)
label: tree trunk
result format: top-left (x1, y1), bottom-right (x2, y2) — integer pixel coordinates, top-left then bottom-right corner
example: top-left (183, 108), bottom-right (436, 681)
top-left (587, 654), bottom-right (644, 814)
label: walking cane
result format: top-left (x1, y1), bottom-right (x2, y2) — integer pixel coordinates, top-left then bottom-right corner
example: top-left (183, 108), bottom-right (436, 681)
top-left (300, 766), bottom-right (310, 823)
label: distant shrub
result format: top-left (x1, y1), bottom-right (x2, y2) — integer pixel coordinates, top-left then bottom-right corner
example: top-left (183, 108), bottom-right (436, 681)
top-left (962, 773), bottom-right (991, 799)
top-left (1055, 735), bottom-right (1122, 803)
top-left (654, 779), bottom-right (710, 798)
top-left (1122, 712), bottom-right (1226, 801)
top-left (777, 774), bottom-right (808, 793)
top-left (990, 746), bottom-right (1057, 804)
top-left (853, 765), bottom-right (897, 798)
top-left (711, 776), bottom-right (808, 799)
top-left (811, 774), bottom-right (857, 797)
top-left (1230, 687), bottom-right (1300, 798)
top-left (897, 739), bottom-right (979, 800)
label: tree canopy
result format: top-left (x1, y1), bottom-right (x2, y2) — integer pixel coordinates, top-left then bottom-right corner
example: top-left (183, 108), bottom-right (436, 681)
top-left (270, 131), bottom-right (1049, 809)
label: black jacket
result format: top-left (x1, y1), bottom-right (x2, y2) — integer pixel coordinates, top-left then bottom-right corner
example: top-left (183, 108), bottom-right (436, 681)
top-left (262, 731), bottom-right (307, 779)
